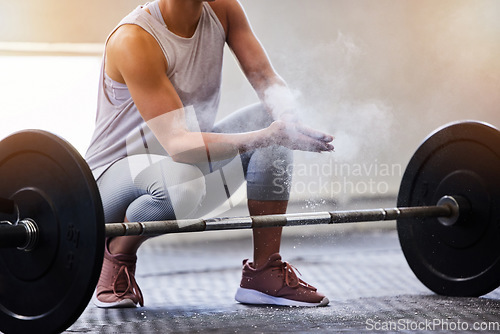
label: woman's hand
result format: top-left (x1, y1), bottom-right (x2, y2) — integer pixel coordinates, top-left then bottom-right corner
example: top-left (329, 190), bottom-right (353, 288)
top-left (268, 120), bottom-right (334, 153)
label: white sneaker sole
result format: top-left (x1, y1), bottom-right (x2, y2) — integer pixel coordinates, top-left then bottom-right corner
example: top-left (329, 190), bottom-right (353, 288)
top-left (235, 288), bottom-right (329, 307)
top-left (92, 292), bottom-right (138, 309)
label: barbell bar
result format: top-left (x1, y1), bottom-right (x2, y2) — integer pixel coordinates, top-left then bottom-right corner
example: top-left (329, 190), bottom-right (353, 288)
top-left (0, 197), bottom-right (457, 244)
top-left (106, 201), bottom-right (455, 237)
top-left (0, 120), bottom-right (499, 334)
top-left (105, 194), bottom-right (463, 236)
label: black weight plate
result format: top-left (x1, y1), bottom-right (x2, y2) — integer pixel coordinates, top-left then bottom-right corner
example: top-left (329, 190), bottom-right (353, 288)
top-left (0, 130), bottom-right (105, 334)
top-left (397, 121), bottom-right (500, 297)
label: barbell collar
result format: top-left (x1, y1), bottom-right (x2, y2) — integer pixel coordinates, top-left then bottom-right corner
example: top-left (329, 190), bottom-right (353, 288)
top-left (17, 219), bottom-right (39, 251)
top-left (0, 219), bottom-right (38, 251)
top-left (436, 195), bottom-right (468, 227)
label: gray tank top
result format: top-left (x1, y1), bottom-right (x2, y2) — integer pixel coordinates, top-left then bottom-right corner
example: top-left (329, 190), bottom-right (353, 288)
top-left (85, 1), bottom-right (226, 179)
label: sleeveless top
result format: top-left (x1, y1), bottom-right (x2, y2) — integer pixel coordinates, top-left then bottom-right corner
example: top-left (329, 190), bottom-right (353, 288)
top-left (85, 1), bottom-right (226, 179)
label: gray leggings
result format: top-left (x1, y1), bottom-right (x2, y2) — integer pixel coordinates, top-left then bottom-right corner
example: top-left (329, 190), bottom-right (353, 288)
top-left (96, 104), bottom-right (293, 223)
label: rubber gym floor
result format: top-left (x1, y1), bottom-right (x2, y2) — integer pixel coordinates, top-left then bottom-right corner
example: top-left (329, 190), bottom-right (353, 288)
top-left (65, 199), bottom-right (500, 334)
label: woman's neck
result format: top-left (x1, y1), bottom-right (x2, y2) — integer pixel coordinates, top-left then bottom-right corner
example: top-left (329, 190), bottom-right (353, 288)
top-left (159, 0), bottom-right (204, 38)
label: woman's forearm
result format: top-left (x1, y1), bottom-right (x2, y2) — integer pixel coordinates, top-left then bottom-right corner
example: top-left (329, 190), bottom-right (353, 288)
top-left (166, 128), bottom-right (273, 164)
top-left (146, 107), bottom-right (333, 165)
top-left (147, 107), bottom-right (276, 164)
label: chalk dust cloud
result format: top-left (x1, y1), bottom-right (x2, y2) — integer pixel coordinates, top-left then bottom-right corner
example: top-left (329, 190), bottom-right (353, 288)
top-left (219, 0), bottom-right (500, 201)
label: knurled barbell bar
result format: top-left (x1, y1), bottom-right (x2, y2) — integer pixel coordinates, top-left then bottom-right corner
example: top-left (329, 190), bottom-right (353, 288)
top-left (0, 121), bottom-right (499, 334)
top-left (0, 196), bottom-right (458, 242)
top-left (105, 197), bottom-right (459, 236)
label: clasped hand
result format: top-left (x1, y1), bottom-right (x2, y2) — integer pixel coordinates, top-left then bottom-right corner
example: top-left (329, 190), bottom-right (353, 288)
top-left (269, 120), bottom-right (334, 153)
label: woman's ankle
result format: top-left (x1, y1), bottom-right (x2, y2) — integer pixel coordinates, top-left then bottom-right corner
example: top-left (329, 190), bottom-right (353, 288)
top-left (108, 236), bottom-right (146, 255)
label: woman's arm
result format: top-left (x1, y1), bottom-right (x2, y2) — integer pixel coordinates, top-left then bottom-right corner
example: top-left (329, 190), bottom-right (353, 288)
top-left (106, 22), bottom-right (332, 165)
top-left (106, 25), bottom-right (270, 163)
top-left (224, 0), bottom-right (295, 120)
top-left (224, 0), bottom-right (334, 142)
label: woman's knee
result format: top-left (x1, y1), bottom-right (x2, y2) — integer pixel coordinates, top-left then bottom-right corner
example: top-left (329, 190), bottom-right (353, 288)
top-left (135, 159), bottom-right (207, 219)
top-left (164, 174), bottom-right (206, 218)
top-left (126, 177), bottom-right (205, 222)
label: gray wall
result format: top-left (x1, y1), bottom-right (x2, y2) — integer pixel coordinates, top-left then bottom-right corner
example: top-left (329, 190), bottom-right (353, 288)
top-left (1, 0), bottom-right (499, 202)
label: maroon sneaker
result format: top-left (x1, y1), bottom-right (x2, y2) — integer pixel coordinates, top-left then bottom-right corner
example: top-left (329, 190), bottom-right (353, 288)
top-left (93, 239), bottom-right (144, 308)
top-left (235, 253), bottom-right (329, 307)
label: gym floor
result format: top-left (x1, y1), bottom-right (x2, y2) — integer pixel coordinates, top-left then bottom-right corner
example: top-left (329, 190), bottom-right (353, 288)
top-left (65, 199), bottom-right (500, 334)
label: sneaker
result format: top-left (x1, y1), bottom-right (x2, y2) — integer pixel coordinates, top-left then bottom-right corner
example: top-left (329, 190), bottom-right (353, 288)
top-left (93, 239), bottom-right (144, 308)
top-left (235, 253), bottom-right (329, 307)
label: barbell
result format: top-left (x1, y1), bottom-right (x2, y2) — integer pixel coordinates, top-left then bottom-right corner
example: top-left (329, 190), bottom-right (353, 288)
top-left (0, 120), bottom-right (499, 334)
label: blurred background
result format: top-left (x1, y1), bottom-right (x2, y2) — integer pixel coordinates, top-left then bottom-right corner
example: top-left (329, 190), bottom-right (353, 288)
top-left (1, 0), bottom-right (499, 205)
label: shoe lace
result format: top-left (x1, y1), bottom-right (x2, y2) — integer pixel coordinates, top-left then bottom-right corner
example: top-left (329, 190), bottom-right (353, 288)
top-left (281, 262), bottom-right (317, 291)
top-left (113, 264), bottom-right (144, 307)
